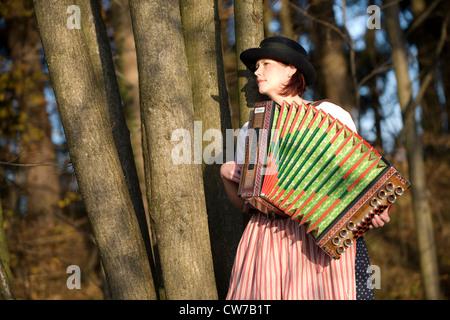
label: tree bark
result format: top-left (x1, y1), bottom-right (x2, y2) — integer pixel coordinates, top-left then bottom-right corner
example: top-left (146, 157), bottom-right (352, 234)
top-left (234, 0), bottom-right (266, 127)
top-left (129, 0), bottom-right (218, 299)
top-left (0, 198), bottom-right (12, 283)
top-left (309, 0), bottom-right (354, 113)
top-left (363, 24), bottom-right (384, 149)
top-left (280, 0), bottom-right (295, 39)
top-left (0, 259), bottom-right (15, 300)
top-left (34, 0), bottom-right (156, 300)
top-left (77, 0), bottom-right (154, 277)
top-left (180, 0), bottom-right (244, 299)
top-left (111, 0), bottom-right (147, 211)
top-left (385, 0), bottom-right (441, 300)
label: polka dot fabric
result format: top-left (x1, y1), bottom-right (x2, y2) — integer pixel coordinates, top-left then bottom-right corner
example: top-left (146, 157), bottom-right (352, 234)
top-left (355, 237), bottom-right (374, 300)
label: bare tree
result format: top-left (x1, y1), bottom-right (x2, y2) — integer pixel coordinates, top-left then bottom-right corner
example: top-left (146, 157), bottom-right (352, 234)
top-left (280, 0), bottom-right (295, 39)
top-left (309, 0), bottom-right (354, 112)
top-left (78, 0), bottom-right (153, 270)
top-left (234, 0), bottom-right (266, 126)
top-left (111, 0), bottom-right (146, 209)
top-left (129, 0), bottom-right (218, 299)
top-left (34, 0), bottom-right (156, 299)
top-left (385, 0), bottom-right (440, 300)
top-left (0, 259), bottom-right (15, 300)
top-left (0, 198), bottom-right (12, 287)
top-left (180, 0), bottom-right (244, 299)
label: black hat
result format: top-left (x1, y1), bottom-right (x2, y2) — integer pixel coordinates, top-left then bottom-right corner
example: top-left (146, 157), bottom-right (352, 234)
top-left (240, 36), bottom-right (317, 86)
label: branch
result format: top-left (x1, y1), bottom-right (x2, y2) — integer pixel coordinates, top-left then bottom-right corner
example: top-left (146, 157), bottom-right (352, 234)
top-left (357, 61), bottom-right (393, 88)
top-left (392, 9), bottom-right (450, 152)
top-left (287, 1), bottom-right (348, 42)
top-left (406, 0), bottom-right (443, 37)
top-left (340, 0), bottom-right (359, 111)
top-left (0, 160), bottom-right (71, 168)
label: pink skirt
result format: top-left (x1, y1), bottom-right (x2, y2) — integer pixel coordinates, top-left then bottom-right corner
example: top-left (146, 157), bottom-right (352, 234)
top-left (226, 213), bottom-right (356, 300)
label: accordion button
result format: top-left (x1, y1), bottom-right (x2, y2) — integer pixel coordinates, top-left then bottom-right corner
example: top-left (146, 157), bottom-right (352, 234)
top-left (387, 194), bottom-right (397, 203)
top-left (339, 229), bottom-right (348, 238)
top-left (395, 186), bottom-right (404, 196)
top-left (344, 238), bottom-right (353, 247)
top-left (332, 237), bottom-right (340, 246)
top-left (386, 182), bottom-right (395, 192)
top-left (347, 221), bottom-right (356, 230)
top-left (370, 198), bottom-right (379, 207)
top-left (378, 190), bottom-right (387, 199)
top-left (337, 246), bottom-right (345, 254)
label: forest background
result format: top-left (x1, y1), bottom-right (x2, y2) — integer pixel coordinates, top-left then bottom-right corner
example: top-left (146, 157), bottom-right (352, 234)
top-left (0, 0), bottom-right (449, 300)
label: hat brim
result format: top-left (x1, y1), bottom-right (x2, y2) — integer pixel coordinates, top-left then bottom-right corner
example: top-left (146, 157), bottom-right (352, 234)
top-left (240, 48), bottom-right (317, 86)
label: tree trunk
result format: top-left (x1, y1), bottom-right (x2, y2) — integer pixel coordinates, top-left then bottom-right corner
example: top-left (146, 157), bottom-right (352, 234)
top-left (0, 199), bottom-right (13, 300)
top-left (364, 24), bottom-right (384, 149)
top-left (409, 0), bottom-right (446, 153)
top-left (77, 0), bottom-right (154, 277)
top-left (129, 0), bottom-right (218, 299)
top-left (309, 0), bottom-right (354, 113)
top-left (385, 0), bottom-right (441, 300)
top-left (234, 0), bottom-right (266, 127)
top-left (7, 1), bottom-right (60, 226)
top-left (0, 259), bottom-right (15, 300)
top-left (180, 0), bottom-right (244, 299)
top-left (0, 198), bottom-right (12, 283)
top-left (111, 0), bottom-right (147, 212)
top-left (34, 0), bottom-right (156, 300)
top-left (280, 0), bottom-right (295, 39)
top-left (109, 0), bottom-right (163, 297)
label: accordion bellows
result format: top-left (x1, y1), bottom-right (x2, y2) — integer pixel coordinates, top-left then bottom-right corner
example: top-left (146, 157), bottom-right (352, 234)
top-left (238, 100), bottom-right (410, 259)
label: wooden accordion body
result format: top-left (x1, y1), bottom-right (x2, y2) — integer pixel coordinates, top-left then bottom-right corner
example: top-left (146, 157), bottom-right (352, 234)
top-left (238, 100), bottom-right (410, 259)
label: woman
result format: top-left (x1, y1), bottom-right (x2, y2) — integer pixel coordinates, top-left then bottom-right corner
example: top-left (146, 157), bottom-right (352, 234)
top-left (220, 36), bottom-right (390, 300)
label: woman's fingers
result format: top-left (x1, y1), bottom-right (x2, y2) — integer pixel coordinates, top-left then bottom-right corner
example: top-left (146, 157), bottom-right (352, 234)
top-left (221, 161), bottom-right (243, 183)
top-left (232, 164), bottom-right (243, 183)
top-left (369, 207), bottom-right (391, 229)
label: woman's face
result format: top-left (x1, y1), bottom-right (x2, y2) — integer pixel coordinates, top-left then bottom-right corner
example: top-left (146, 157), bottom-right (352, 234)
top-left (254, 59), bottom-right (296, 98)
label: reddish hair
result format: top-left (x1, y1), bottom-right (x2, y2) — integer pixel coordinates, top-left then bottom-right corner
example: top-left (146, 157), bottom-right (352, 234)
top-left (280, 70), bottom-right (307, 97)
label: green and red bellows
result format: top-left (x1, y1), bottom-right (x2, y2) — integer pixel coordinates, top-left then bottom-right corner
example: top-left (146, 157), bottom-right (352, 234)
top-left (238, 100), bottom-right (410, 259)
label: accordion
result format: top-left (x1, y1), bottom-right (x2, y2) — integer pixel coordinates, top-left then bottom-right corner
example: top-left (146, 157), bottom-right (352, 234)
top-left (238, 100), bottom-right (410, 259)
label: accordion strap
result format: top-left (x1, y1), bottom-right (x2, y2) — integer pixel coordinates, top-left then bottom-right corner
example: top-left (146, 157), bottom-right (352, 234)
top-left (243, 202), bottom-right (288, 220)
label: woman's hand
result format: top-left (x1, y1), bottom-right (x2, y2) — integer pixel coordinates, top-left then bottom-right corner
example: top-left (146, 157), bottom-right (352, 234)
top-left (370, 206), bottom-right (391, 229)
top-left (220, 161), bottom-right (245, 211)
top-left (220, 161), bottom-right (243, 183)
